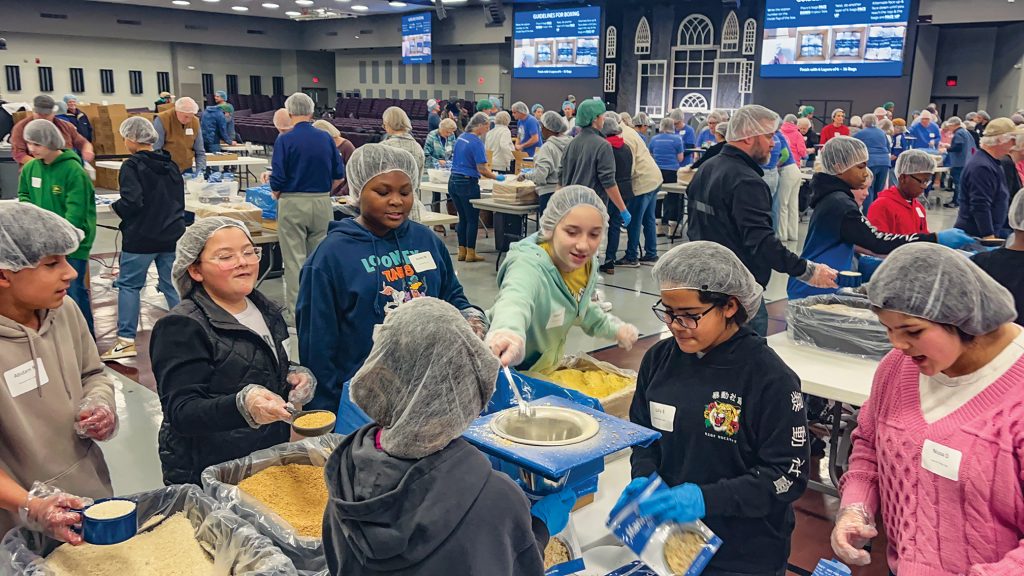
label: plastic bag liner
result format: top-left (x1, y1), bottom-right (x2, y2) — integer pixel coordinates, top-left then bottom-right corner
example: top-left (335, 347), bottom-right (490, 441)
top-left (246, 185), bottom-right (278, 220)
top-left (0, 484), bottom-right (297, 576)
top-left (524, 353), bottom-right (637, 420)
top-left (606, 474), bottom-right (721, 576)
top-left (786, 294), bottom-right (892, 360)
top-left (201, 435), bottom-right (343, 574)
top-left (545, 521), bottom-right (585, 576)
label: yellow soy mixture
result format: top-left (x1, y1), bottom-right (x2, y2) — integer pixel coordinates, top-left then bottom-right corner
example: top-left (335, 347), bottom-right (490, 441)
top-left (294, 412), bottom-right (336, 429)
top-left (545, 369), bottom-right (633, 398)
top-left (237, 463), bottom-right (329, 538)
top-left (45, 513), bottom-right (213, 576)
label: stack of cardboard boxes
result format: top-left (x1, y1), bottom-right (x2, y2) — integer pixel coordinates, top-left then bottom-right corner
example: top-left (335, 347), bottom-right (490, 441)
top-left (79, 104), bottom-right (157, 190)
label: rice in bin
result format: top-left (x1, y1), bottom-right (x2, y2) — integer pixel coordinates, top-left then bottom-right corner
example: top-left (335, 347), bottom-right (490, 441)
top-left (44, 513), bottom-right (213, 575)
top-left (237, 463), bottom-right (329, 538)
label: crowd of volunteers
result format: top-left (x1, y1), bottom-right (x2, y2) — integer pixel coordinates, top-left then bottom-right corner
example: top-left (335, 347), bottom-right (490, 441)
top-left (2, 88), bottom-right (1024, 576)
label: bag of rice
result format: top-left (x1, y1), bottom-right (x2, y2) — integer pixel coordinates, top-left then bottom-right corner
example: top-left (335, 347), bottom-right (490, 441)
top-left (543, 522), bottom-right (585, 576)
top-left (606, 474), bottom-right (721, 576)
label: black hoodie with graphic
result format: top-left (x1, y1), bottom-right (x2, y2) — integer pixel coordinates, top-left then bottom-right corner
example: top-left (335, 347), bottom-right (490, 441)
top-left (323, 425), bottom-right (549, 576)
top-left (111, 149), bottom-right (185, 253)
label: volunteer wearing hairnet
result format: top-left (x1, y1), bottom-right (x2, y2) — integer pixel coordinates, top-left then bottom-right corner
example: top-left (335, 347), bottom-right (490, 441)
top-left (531, 103), bottom-right (545, 122)
top-left (560, 100), bottom-right (632, 229)
top-left (819, 108), bottom-right (850, 145)
top-left (426, 98), bottom-right (442, 132)
top-left (696, 110), bottom-right (727, 149)
top-left (0, 202), bottom-right (117, 542)
top-left (511, 101), bottom-right (543, 157)
top-left (56, 94), bottom-right (93, 142)
top-left (10, 94), bottom-right (93, 166)
top-left (615, 241), bottom-right (808, 576)
top-left (787, 137), bottom-right (970, 300)
top-left (153, 96), bottom-right (206, 174)
top-left (598, 112), bottom-right (636, 275)
top-left (449, 112), bottom-right (504, 263)
top-left (832, 243), bottom-right (1024, 574)
top-left (519, 111), bottom-right (571, 215)
top-left (689, 121), bottom-right (729, 171)
top-left (561, 100), bottom-right (577, 136)
top-left (150, 217), bottom-right (315, 485)
top-left (323, 298), bottom-right (575, 576)
top-left (486, 186), bottom-right (638, 371)
top-left (687, 104), bottom-right (838, 336)
top-left (866, 149), bottom-right (937, 236)
top-left (972, 192), bottom-right (1024, 326)
top-left (101, 117), bottom-right (186, 362)
top-left (486, 111), bottom-right (516, 173)
top-left (298, 144), bottom-right (486, 415)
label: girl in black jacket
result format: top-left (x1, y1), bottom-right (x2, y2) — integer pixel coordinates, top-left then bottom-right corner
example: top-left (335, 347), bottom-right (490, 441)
top-left (600, 112), bottom-right (635, 275)
top-left (150, 217), bottom-right (316, 485)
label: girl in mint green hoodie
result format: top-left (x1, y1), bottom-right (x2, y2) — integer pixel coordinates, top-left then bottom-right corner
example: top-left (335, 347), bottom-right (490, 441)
top-left (486, 186), bottom-right (638, 371)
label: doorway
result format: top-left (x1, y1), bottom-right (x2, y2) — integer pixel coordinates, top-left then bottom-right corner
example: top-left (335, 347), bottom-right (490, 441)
top-left (931, 97), bottom-right (979, 120)
top-left (301, 87), bottom-right (329, 114)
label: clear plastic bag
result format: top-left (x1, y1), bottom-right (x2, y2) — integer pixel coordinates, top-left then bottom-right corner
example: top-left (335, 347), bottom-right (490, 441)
top-left (606, 474), bottom-right (721, 576)
top-left (544, 521), bottom-right (586, 576)
top-left (786, 294), bottom-right (892, 360)
top-left (0, 484), bottom-right (297, 576)
top-left (200, 435), bottom-right (343, 574)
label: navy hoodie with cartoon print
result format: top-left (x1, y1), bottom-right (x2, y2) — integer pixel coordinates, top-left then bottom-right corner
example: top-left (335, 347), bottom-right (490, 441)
top-left (297, 218), bottom-right (476, 412)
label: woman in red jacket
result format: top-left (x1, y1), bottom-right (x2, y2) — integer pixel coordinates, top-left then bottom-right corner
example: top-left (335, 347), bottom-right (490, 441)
top-left (867, 149), bottom-right (934, 236)
top-left (820, 108), bottom-right (850, 145)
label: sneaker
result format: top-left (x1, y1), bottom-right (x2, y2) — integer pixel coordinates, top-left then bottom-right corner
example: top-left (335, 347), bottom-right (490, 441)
top-left (101, 338), bottom-right (137, 361)
top-left (942, 202), bottom-right (958, 208)
top-left (599, 262), bottom-right (615, 275)
top-left (639, 255), bottom-right (660, 265)
top-left (614, 257), bottom-right (640, 268)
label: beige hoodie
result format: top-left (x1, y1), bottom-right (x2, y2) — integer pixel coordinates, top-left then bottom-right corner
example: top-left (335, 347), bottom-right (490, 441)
top-left (0, 298), bottom-right (114, 536)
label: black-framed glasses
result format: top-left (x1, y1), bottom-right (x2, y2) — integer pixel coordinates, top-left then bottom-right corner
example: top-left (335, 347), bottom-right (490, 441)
top-left (651, 300), bottom-right (718, 329)
top-left (906, 174), bottom-right (931, 187)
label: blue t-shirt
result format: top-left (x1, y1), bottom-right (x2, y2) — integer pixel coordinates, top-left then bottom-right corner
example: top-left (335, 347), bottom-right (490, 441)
top-left (696, 127), bottom-right (716, 149)
top-left (854, 126), bottom-right (892, 167)
top-left (676, 125), bottom-right (697, 166)
top-left (777, 132), bottom-right (795, 167)
top-left (518, 115), bottom-right (543, 157)
top-left (908, 122), bottom-right (941, 150)
top-left (451, 132), bottom-right (487, 179)
top-left (648, 133), bottom-right (685, 171)
top-left (760, 133), bottom-right (783, 170)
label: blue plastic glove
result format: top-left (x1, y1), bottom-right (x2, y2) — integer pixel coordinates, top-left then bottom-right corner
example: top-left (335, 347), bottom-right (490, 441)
top-left (637, 483), bottom-right (705, 524)
top-left (936, 228), bottom-right (973, 249)
top-left (531, 487), bottom-right (577, 536)
top-left (620, 208), bottom-right (632, 227)
top-left (609, 477), bottom-right (650, 520)
top-left (495, 174), bottom-right (506, 182)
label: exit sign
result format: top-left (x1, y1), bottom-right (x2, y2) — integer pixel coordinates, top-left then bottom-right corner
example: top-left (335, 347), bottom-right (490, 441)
top-left (945, 76), bottom-right (958, 87)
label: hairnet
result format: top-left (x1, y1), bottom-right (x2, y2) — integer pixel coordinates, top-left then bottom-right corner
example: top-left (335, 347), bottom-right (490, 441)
top-left (879, 119), bottom-right (893, 133)
top-left (272, 108), bottom-right (292, 131)
top-left (1012, 113), bottom-right (1024, 126)
top-left (883, 101), bottom-right (895, 110)
top-left (312, 119), bottom-right (341, 138)
top-left (850, 115), bottom-right (863, 128)
top-left (819, 136), bottom-right (868, 175)
top-left (0, 203), bottom-right (83, 272)
top-left (576, 99), bottom-right (606, 128)
top-left (350, 297), bottom-right (499, 459)
top-left (426, 98), bottom-right (438, 110)
top-left (466, 112), bottom-right (489, 132)
top-left (868, 243), bottom-right (1016, 334)
top-left (476, 99), bottom-right (493, 112)
top-left (119, 116), bottom-right (158, 145)
top-left (531, 104), bottom-right (544, 114)
top-left (715, 121), bottom-right (729, 137)
top-left (797, 105), bottom-right (815, 117)
top-left (1010, 191), bottom-right (1024, 231)
top-left (62, 94), bottom-right (78, 105)
top-left (652, 241), bottom-right (763, 320)
top-left (707, 110), bottom-right (728, 123)
top-left (218, 102), bottom-right (234, 115)
top-left (668, 109), bottom-right (685, 123)
top-left (540, 110), bottom-right (567, 134)
top-left (494, 111), bottom-right (511, 126)
top-left (510, 101), bottom-right (528, 115)
top-left (619, 112), bottom-right (633, 126)
top-left (171, 216), bottom-right (252, 297)
top-left (659, 117), bottom-right (675, 134)
top-left (346, 143), bottom-right (418, 201)
top-left (978, 111), bottom-right (992, 121)
top-left (894, 149), bottom-right (936, 177)
top-left (600, 112), bottom-right (621, 136)
top-left (174, 97), bottom-right (199, 114)
top-left (862, 114), bottom-right (877, 127)
top-left (55, 101), bottom-right (67, 116)
top-left (874, 107), bottom-right (887, 117)
top-left (634, 112), bottom-right (652, 126)
top-left (382, 106), bottom-right (412, 133)
top-left (832, 108), bottom-right (845, 119)
top-left (726, 104), bottom-right (781, 142)
top-left (24, 119), bottom-right (65, 151)
top-left (539, 185), bottom-right (608, 239)
top-left (919, 110), bottom-right (933, 121)
top-left (783, 114), bottom-right (798, 124)
top-left (562, 100), bottom-right (575, 112)
top-left (33, 95), bottom-right (57, 116)
top-left (284, 92), bottom-right (314, 116)
top-left (215, 90), bottom-right (227, 101)
top-left (946, 116), bottom-right (962, 127)
top-left (438, 118), bottom-right (457, 132)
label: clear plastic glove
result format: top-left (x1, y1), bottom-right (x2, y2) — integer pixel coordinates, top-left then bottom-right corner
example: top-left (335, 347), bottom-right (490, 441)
top-left (286, 366), bottom-right (317, 407)
top-left (259, 171), bottom-right (271, 184)
top-left (495, 174), bottom-right (506, 182)
top-left (637, 483), bottom-right (705, 524)
top-left (620, 209), bottom-right (632, 227)
top-left (74, 397), bottom-right (118, 441)
top-left (19, 482), bottom-right (93, 545)
top-left (807, 261), bottom-right (839, 288)
top-left (531, 487), bottom-right (577, 536)
top-left (936, 228), bottom-right (973, 249)
top-left (830, 504), bottom-right (877, 566)
top-left (485, 329), bottom-right (526, 367)
top-left (237, 384), bottom-right (291, 427)
top-left (516, 173), bottom-right (527, 182)
top-left (609, 477), bottom-right (650, 520)
top-left (616, 323), bottom-right (638, 351)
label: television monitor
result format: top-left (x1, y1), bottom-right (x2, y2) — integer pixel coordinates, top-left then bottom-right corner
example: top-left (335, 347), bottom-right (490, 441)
top-left (513, 7), bottom-right (601, 79)
top-left (402, 12), bottom-right (432, 65)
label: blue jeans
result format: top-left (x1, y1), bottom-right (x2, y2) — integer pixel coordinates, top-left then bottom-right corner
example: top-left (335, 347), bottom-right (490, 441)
top-left (115, 252), bottom-right (179, 339)
top-left (950, 166), bottom-right (963, 204)
top-left (605, 200), bottom-right (627, 263)
top-left (750, 297), bottom-right (768, 337)
top-left (863, 165), bottom-right (889, 215)
top-left (538, 192), bottom-right (552, 219)
top-left (625, 191), bottom-right (658, 261)
top-left (68, 258), bottom-right (95, 338)
top-left (448, 173), bottom-right (481, 249)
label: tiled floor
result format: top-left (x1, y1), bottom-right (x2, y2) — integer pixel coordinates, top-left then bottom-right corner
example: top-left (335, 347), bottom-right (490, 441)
top-left (91, 194), bottom-right (961, 575)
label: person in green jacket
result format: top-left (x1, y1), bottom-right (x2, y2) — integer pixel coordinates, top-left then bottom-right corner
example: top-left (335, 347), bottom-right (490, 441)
top-left (17, 119), bottom-right (96, 336)
top-left (485, 185), bottom-right (639, 371)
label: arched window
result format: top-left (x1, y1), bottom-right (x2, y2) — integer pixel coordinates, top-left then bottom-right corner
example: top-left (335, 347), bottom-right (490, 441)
top-left (722, 11), bottom-right (739, 52)
top-left (635, 17), bottom-right (652, 55)
top-left (678, 92), bottom-right (709, 112)
top-left (676, 14), bottom-right (714, 48)
top-left (606, 26), bottom-right (617, 59)
top-left (743, 19), bottom-right (758, 55)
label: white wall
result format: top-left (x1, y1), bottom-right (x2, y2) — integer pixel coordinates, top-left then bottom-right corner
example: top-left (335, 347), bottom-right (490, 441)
top-left (908, 26), bottom-right (939, 112)
top-left (191, 44), bottom-right (286, 97)
top-left (919, 0), bottom-right (1024, 25)
top-left (929, 27), bottom-right (997, 110)
top-left (987, 23), bottom-right (1024, 116)
top-left (334, 46), bottom-right (505, 102)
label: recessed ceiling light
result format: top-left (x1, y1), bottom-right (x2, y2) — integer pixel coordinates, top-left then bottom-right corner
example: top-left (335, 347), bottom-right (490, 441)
top-left (285, 9), bottom-right (300, 15)
top-left (172, 0), bottom-right (190, 5)
top-left (262, 2), bottom-right (279, 7)
top-left (296, 0), bottom-right (314, 4)
top-left (388, 0), bottom-right (406, 5)
top-left (440, 0), bottom-right (467, 3)
top-left (352, 4), bottom-right (368, 10)
top-left (335, 0), bottom-right (351, 3)
top-left (354, 35), bottom-right (360, 38)
top-left (231, 5), bottom-right (249, 10)
top-left (201, 0), bottom-right (219, 2)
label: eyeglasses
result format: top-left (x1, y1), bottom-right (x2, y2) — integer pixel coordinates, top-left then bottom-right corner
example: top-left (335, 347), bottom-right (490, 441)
top-left (205, 246), bottom-right (262, 270)
top-left (651, 300), bottom-right (718, 329)
top-left (906, 174), bottom-right (931, 187)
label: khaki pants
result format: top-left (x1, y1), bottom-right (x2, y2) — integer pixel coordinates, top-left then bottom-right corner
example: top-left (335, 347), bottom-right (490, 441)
top-left (278, 193), bottom-right (332, 316)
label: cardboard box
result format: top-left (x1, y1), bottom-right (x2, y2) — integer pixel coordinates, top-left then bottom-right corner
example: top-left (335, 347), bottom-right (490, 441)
top-left (207, 152), bottom-right (239, 162)
top-left (157, 102), bottom-right (174, 113)
top-left (95, 167), bottom-right (120, 191)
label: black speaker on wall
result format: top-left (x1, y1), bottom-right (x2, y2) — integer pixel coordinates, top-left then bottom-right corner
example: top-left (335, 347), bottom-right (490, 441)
top-left (484, 1), bottom-right (505, 27)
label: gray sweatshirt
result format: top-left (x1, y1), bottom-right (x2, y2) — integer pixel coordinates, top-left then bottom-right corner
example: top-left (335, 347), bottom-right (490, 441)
top-left (526, 134), bottom-right (571, 195)
top-left (559, 126), bottom-right (617, 198)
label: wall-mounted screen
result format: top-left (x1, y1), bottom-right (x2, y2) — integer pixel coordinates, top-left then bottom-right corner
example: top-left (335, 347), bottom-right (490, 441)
top-left (402, 12), bottom-right (432, 65)
top-left (513, 7), bottom-right (601, 79)
top-left (760, 0), bottom-right (911, 78)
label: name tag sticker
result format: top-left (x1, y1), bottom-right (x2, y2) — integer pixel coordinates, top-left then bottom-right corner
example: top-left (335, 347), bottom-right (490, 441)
top-left (915, 206), bottom-right (925, 218)
top-left (408, 252), bottom-right (437, 273)
top-left (31, 177), bottom-right (42, 188)
top-left (4, 359), bottom-right (49, 399)
top-left (185, 128), bottom-right (195, 136)
top-left (922, 439), bottom-right (962, 481)
top-left (546, 307), bottom-right (566, 330)
top-left (649, 401), bottom-right (676, 432)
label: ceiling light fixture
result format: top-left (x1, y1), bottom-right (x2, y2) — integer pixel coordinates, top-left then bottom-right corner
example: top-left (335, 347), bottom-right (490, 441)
top-left (262, 2), bottom-right (280, 7)
top-left (296, 0), bottom-right (314, 4)
top-left (440, 0), bottom-right (468, 3)
top-left (231, 5), bottom-right (249, 10)
top-left (201, 0), bottom-right (220, 2)
top-left (336, 0), bottom-right (351, 3)
top-left (352, 4), bottom-right (368, 10)
top-left (285, 10), bottom-right (301, 15)
top-left (388, 0), bottom-right (406, 5)
top-left (172, 0), bottom-right (190, 5)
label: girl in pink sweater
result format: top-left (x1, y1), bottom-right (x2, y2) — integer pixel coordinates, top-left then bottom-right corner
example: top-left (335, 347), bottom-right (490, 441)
top-left (831, 243), bottom-right (1024, 576)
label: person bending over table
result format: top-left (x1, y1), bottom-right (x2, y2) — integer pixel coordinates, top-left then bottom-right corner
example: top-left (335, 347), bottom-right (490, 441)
top-left (485, 186), bottom-right (638, 372)
top-left (614, 241), bottom-right (809, 576)
top-left (831, 243), bottom-right (1024, 575)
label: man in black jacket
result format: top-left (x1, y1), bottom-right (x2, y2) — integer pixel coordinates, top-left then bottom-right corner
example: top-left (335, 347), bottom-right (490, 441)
top-left (688, 105), bottom-right (837, 336)
top-left (102, 117), bottom-right (186, 361)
